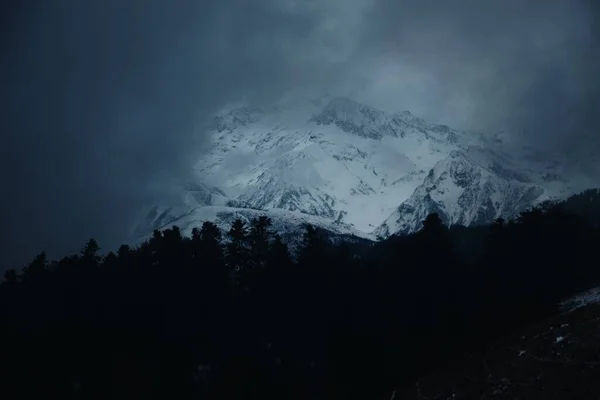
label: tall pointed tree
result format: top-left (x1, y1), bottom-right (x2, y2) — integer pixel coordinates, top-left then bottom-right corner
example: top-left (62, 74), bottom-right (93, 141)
top-left (297, 224), bottom-right (327, 267)
top-left (81, 239), bottom-right (101, 265)
top-left (248, 216), bottom-right (272, 271)
top-left (21, 252), bottom-right (49, 284)
top-left (226, 219), bottom-right (250, 288)
top-left (191, 221), bottom-right (226, 292)
top-left (194, 221), bottom-right (223, 264)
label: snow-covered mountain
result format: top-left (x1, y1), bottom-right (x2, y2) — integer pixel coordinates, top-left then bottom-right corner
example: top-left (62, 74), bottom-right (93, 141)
top-left (373, 148), bottom-right (546, 237)
top-left (131, 95), bottom-right (595, 244)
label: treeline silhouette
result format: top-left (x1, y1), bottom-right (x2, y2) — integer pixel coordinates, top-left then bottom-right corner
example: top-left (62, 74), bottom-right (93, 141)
top-left (2, 189), bottom-right (600, 399)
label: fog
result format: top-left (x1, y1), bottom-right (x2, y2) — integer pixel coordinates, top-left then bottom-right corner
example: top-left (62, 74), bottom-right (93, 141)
top-left (0, 0), bottom-right (598, 270)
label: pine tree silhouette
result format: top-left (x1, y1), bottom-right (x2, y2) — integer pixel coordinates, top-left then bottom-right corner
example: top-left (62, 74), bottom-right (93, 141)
top-left (21, 252), bottom-right (49, 284)
top-left (249, 216), bottom-right (272, 271)
top-left (80, 238), bottom-right (101, 264)
top-left (226, 219), bottom-right (250, 292)
top-left (1, 189), bottom-right (600, 399)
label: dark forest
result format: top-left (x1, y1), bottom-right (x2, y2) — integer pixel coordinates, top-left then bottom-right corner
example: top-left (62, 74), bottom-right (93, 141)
top-left (2, 189), bottom-right (600, 399)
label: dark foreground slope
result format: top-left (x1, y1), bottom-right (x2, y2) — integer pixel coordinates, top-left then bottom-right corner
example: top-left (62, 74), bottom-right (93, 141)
top-left (1, 189), bottom-right (600, 399)
top-left (400, 302), bottom-right (600, 399)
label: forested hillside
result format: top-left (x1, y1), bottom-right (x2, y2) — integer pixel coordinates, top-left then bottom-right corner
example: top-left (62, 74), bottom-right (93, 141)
top-left (2, 189), bottom-right (600, 399)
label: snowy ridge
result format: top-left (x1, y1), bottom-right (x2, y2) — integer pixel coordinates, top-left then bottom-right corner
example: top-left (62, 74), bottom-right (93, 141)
top-left (373, 149), bottom-right (545, 237)
top-left (132, 95), bottom-right (592, 243)
top-left (559, 286), bottom-right (600, 313)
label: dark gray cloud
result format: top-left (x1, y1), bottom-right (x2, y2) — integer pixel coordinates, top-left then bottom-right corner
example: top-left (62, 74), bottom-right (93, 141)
top-left (0, 0), bottom-right (598, 269)
top-left (353, 0), bottom-right (600, 154)
top-left (0, 0), bottom-right (346, 268)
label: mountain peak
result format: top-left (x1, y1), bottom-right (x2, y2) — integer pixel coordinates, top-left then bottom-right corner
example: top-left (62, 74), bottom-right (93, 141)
top-left (211, 106), bottom-right (263, 133)
top-left (393, 109), bottom-right (422, 124)
top-left (310, 97), bottom-right (403, 139)
top-left (133, 95), bottom-right (585, 245)
top-left (373, 149), bottom-right (546, 237)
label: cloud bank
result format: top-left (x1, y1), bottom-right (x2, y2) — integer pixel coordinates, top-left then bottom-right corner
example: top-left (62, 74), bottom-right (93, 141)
top-left (0, 0), bottom-right (598, 268)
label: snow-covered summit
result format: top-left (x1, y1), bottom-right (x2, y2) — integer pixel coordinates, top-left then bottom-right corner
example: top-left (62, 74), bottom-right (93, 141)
top-left (373, 149), bottom-right (545, 237)
top-left (132, 95), bottom-right (591, 243)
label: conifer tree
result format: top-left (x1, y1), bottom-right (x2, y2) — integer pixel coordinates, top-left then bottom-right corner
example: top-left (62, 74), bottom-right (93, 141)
top-left (21, 252), bottom-right (49, 284)
top-left (226, 219), bottom-right (250, 290)
top-left (81, 239), bottom-right (101, 265)
top-left (248, 216), bottom-right (272, 271)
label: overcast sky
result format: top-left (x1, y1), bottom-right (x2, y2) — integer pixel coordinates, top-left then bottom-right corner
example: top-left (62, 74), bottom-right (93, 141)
top-left (0, 0), bottom-right (598, 270)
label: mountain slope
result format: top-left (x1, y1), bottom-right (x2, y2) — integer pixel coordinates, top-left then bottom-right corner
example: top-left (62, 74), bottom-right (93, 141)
top-left (374, 148), bottom-right (546, 237)
top-left (400, 298), bottom-right (600, 399)
top-left (132, 95), bottom-right (593, 242)
top-left (192, 96), bottom-right (449, 232)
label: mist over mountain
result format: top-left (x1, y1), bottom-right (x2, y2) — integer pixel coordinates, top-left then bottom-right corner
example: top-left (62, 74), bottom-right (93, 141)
top-left (130, 95), bottom-right (597, 246)
top-left (0, 0), bottom-right (598, 269)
